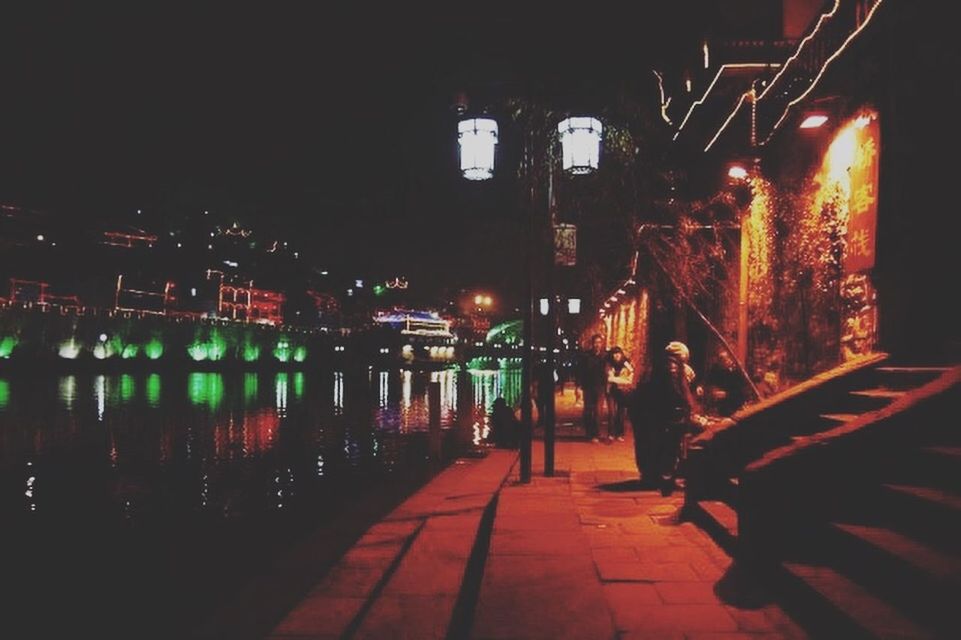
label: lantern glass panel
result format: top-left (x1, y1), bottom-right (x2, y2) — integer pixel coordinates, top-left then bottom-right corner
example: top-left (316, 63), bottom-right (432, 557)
top-left (558, 117), bottom-right (602, 174)
top-left (458, 117), bottom-right (498, 180)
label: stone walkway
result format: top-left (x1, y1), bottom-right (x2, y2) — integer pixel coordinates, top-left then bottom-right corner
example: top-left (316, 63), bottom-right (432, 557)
top-left (472, 436), bottom-right (807, 640)
top-left (267, 386), bottom-right (808, 639)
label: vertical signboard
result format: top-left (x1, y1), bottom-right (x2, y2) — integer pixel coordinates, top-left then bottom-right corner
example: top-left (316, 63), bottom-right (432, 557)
top-left (844, 115), bottom-right (880, 273)
top-left (554, 223), bottom-right (577, 266)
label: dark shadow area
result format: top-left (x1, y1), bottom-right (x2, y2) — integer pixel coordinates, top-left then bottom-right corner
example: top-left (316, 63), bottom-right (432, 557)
top-left (448, 493), bottom-right (499, 640)
top-left (598, 479), bottom-right (652, 493)
top-left (713, 562), bottom-right (777, 610)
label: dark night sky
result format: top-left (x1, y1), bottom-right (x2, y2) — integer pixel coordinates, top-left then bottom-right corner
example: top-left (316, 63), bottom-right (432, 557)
top-left (0, 3), bottom-right (772, 297)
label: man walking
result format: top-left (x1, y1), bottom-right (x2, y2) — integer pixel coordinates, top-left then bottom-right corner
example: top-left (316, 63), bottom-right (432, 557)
top-left (579, 334), bottom-right (609, 442)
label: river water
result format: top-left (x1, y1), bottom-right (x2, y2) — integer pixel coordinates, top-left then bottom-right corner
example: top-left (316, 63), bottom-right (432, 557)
top-left (0, 366), bottom-right (521, 638)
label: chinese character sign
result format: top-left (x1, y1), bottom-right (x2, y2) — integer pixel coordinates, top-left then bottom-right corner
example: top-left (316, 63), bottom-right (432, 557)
top-left (554, 224), bottom-right (577, 266)
top-left (844, 114), bottom-right (880, 273)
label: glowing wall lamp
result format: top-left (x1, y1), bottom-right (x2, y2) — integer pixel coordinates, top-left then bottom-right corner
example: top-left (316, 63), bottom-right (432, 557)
top-left (557, 117), bottom-right (603, 175)
top-left (728, 165), bottom-right (748, 180)
top-left (458, 117), bottom-right (498, 180)
top-left (799, 114), bottom-right (829, 129)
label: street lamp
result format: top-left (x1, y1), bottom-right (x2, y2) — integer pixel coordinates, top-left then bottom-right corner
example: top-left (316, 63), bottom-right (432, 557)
top-left (455, 107), bottom-right (603, 482)
top-left (557, 117), bottom-right (603, 175)
top-left (458, 117), bottom-right (498, 180)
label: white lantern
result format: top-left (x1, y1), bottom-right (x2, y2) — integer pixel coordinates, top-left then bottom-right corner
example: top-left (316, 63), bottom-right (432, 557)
top-left (557, 116), bottom-right (603, 174)
top-left (458, 117), bottom-right (498, 180)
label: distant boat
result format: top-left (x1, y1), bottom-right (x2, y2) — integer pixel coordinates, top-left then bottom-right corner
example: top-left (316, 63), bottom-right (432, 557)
top-left (365, 309), bottom-right (458, 366)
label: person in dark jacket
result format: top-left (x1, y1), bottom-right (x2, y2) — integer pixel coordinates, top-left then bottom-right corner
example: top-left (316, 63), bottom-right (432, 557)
top-left (578, 334), bottom-right (609, 442)
top-left (489, 397), bottom-right (518, 448)
top-left (702, 348), bottom-right (747, 416)
top-left (630, 341), bottom-right (707, 494)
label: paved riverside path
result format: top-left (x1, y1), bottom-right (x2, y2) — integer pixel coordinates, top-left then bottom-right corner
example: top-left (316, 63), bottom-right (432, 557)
top-left (270, 387), bottom-right (807, 639)
top-left (269, 450), bottom-right (519, 639)
top-left (471, 438), bottom-right (807, 640)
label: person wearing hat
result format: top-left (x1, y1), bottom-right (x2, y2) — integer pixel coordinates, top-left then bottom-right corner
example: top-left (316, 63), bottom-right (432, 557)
top-left (631, 340), bottom-right (708, 495)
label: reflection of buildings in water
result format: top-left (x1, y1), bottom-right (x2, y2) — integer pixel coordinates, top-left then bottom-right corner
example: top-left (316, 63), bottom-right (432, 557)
top-left (316, 453), bottom-right (325, 477)
top-left (293, 372), bottom-right (304, 402)
top-left (429, 369), bottom-right (457, 413)
top-left (146, 374), bottom-right (161, 408)
top-left (333, 371), bottom-right (344, 413)
top-left (94, 375), bottom-right (106, 422)
top-left (244, 373), bottom-right (258, 406)
top-left (401, 369), bottom-right (412, 410)
top-left (274, 466), bottom-right (294, 510)
top-left (211, 408), bottom-right (279, 460)
top-left (59, 376), bottom-right (77, 412)
top-left (200, 473), bottom-right (209, 508)
top-left (119, 374), bottom-right (136, 404)
top-left (378, 371), bottom-right (389, 409)
top-left (109, 432), bottom-right (119, 468)
top-left (188, 373), bottom-right (225, 412)
top-left (275, 373), bottom-right (288, 415)
top-left (25, 463), bottom-right (36, 512)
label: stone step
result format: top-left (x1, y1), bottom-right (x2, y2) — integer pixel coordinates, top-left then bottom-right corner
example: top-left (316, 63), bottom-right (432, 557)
top-left (882, 483), bottom-right (961, 513)
top-left (920, 445), bottom-right (961, 459)
top-left (819, 412), bottom-right (859, 425)
top-left (849, 388), bottom-right (907, 400)
top-left (832, 523), bottom-right (961, 584)
top-left (884, 446), bottom-right (961, 492)
top-left (873, 366), bottom-right (949, 390)
top-left (781, 561), bottom-right (933, 639)
top-left (864, 484), bottom-right (961, 548)
top-left (690, 500), bottom-right (738, 553)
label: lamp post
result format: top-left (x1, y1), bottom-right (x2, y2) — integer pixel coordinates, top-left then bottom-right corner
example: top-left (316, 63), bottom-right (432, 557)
top-left (457, 108), bottom-right (602, 482)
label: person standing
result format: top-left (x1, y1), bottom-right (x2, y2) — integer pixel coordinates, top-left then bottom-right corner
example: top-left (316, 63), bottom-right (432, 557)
top-left (579, 334), bottom-right (609, 443)
top-left (605, 347), bottom-right (634, 442)
top-left (703, 348), bottom-right (747, 416)
top-left (633, 341), bottom-right (708, 494)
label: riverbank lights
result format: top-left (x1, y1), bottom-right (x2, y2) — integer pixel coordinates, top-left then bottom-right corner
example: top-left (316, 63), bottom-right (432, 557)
top-left (558, 117), bottom-right (603, 175)
top-left (458, 117), bottom-right (498, 180)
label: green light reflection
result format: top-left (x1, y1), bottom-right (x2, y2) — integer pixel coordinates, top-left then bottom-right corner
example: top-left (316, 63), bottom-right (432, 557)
top-left (188, 372), bottom-right (224, 411)
top-left (146, 374), bottom-right (161, 407)
top-left (244, 372), bottom-right (259, 406)
top-left (120, 374), bottom-right (136, 403)
top-left (293, 372), bottom-right (304, 400)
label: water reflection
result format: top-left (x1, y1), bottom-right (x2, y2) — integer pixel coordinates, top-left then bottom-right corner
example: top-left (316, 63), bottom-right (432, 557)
top-left (0, 367), bottom-right (521, 522)
top-left (95, 374), bottom-right (106, 421)
top-left (333, 371), bottom-right (344, 412)
top-left (275, 372), bottom-right (288, 415)
top-left (59, 375), bottom-right (77, 411)
top-left (146, 374), bottom-right (161, 408)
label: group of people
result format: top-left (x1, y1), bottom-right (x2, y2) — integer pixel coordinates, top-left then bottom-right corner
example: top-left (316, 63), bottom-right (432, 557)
top-left (578, 334), bottom-right (745, 495)
top-left (487, 333), bottom-right (746, 495)
top-left (578, 334), bottom-right (635, 444)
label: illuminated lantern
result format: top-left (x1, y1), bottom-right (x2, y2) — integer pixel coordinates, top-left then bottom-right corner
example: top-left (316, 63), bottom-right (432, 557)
top-left (458, 117), bottom-right (498, 180)
top-left (557, 117), bottom-right (602, 174)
